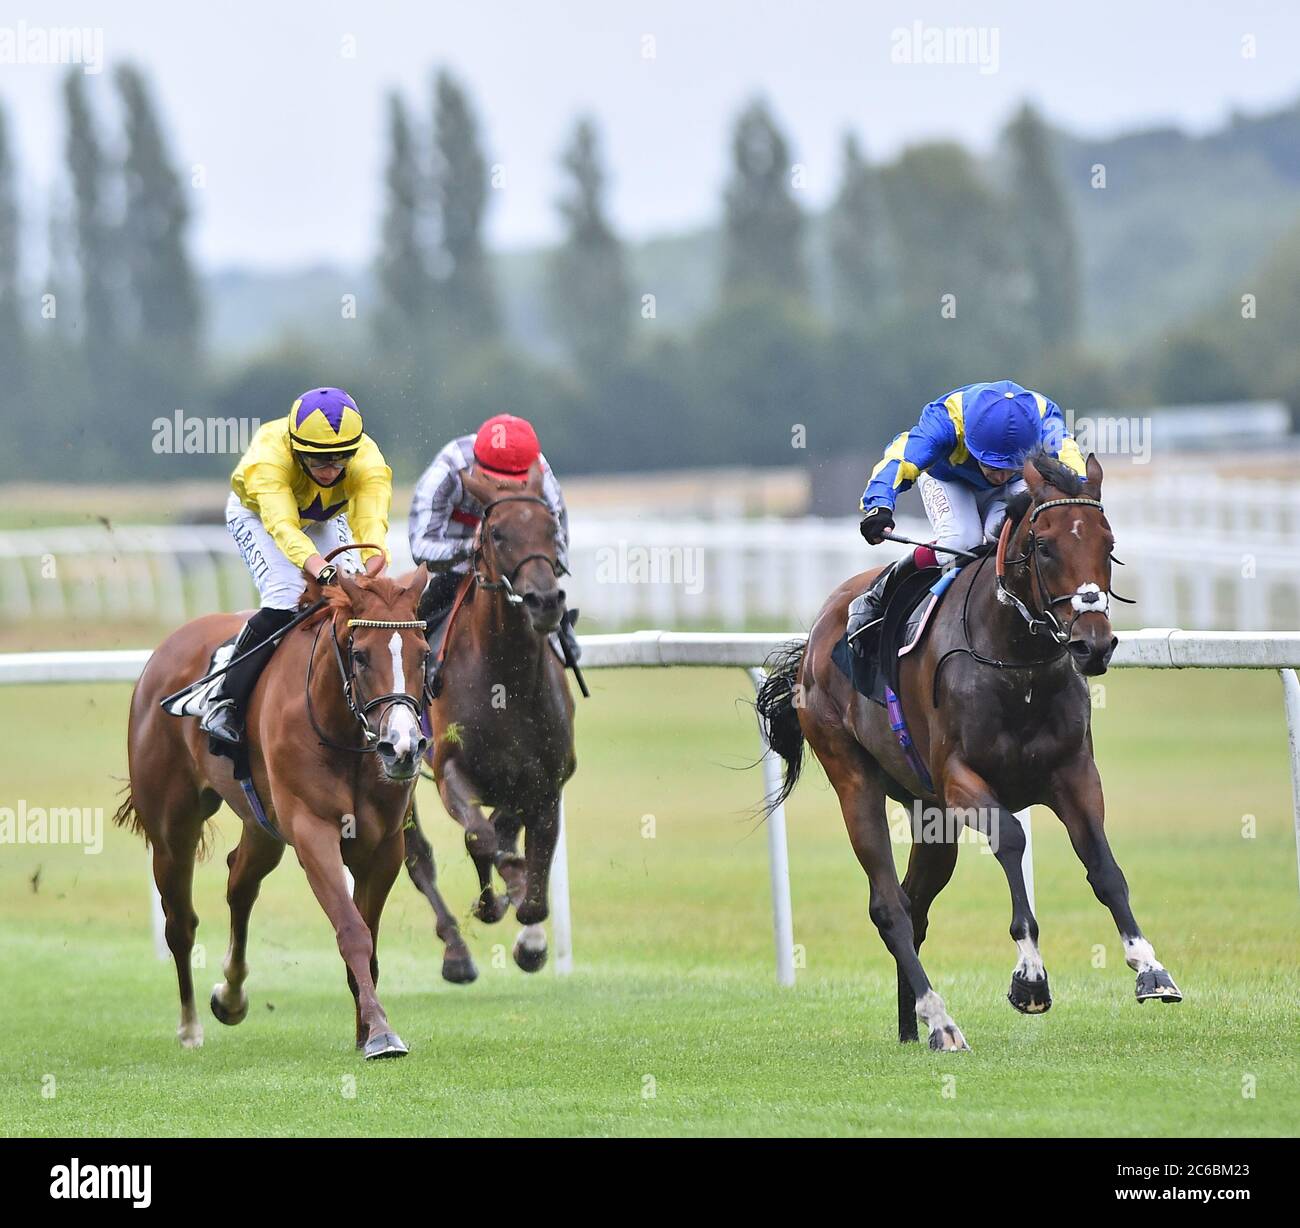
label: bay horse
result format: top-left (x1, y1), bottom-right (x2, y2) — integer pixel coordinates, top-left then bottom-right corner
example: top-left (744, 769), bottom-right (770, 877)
top-left (403, 462), bottom-right (576, 977)
top-left (114, 557), bottom-right (433, 1058)
top-left (756, 453), bottom-right (1181, 1050)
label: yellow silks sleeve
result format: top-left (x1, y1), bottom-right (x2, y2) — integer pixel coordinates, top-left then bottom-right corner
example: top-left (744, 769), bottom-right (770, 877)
top-left (343, 438), bottom-right (393, 564)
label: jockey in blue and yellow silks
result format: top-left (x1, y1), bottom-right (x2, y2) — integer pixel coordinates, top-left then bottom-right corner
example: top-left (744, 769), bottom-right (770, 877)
top-left (199, 387), bottom-right (393, 746)
top-left (850, 380), bottom-right (1085, 646)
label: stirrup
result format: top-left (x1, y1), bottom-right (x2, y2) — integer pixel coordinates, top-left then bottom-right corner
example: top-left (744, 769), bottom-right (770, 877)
top-left (201, 698), bottom-right (243, 745)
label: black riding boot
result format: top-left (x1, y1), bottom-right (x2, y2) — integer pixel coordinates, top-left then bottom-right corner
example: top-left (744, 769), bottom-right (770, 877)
top-left (847, 552), bottom-right (922, 657)
top-left (200, 606), bottom-right (296, 745)
top-left (420, 569), bottom-right (465, 700)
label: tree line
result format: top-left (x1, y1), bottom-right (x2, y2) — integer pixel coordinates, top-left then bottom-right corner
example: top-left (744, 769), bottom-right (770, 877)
top-left (0, 66), bottom-right (1292, 488)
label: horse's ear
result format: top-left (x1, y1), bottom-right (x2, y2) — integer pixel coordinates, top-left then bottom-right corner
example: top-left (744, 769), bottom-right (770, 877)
top-left (460, 466), bottom-right (493, 507)
top-left (524, 461), bottom-right (544, 494)
top-left (1022, 455), bottom-right (1046, 497)
top-left (1084, 453), bottom-right (1103, 497)
top-left (405, 563), bottom-right (430, 597)
top-left (337, 572), bottom-right (363, 606)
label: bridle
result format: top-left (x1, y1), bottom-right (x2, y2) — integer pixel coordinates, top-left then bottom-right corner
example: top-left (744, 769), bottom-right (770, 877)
top-left (471, 494), bottom-right (568, 604)
top-left (932, 494), bottom-right (1133, 700)
top-left (996, 496), bottom-right (1132, 646)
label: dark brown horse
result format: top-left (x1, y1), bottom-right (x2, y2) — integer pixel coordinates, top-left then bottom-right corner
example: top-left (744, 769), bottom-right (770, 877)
top-left (403, 463), bottom-right (576, 977)
top-left (756, 453), bottom-right (1181, 1050)
top-left (115, 561), bottom-right (433, 1058)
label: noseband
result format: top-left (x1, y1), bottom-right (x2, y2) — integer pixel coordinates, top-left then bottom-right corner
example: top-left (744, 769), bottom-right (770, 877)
top-left (996, 496), bottom-right (1133, 646)
top-left (307, 613), bottom-right (428, 754)
top-left (472, 494), bottom-right (568, 605)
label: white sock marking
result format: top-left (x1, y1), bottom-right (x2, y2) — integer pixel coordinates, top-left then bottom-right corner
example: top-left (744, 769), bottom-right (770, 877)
top-left (1124, 936), bottom-right (1165, 973)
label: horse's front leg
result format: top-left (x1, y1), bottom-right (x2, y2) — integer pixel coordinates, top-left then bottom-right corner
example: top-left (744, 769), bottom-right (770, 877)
top-left (438, 759), bottom-right (509, 923)
top-left (511, 796), bottom-right (560, 973)
top-left (942, 758), bottom-right (1052, 1015)
top-left (1049, 754), bottom-right (1182, 1004)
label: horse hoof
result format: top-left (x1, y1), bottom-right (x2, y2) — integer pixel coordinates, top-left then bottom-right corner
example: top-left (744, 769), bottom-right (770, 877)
top-left (1007, 970), bottom-right (1053, 1015)
top-left (363, 1032), bottom-right (409, 1060)
top-left (1136, 968), bottom-right (1183, 1004)
top-left (927, 1024), bottom-right (971, 1052)
top-left (472, 894), bottom-right (510, 924)
top-left (209, 985), bottom-right (248, 1026)
top-left (441, 951), bottom-right (479, 984)
top-left (512, 926), bottom-right (548, 973)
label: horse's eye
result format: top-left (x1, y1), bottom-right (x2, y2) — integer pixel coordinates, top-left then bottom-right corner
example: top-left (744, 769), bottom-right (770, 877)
top-left (492, 528), bottom-right (505, 544)
top-left (1036, 539), bottom-right (1053, 557)
top-left (353, 650), bottom-right (370, 668)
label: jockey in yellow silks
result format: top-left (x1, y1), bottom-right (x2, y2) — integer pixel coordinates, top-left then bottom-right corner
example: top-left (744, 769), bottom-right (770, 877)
top-left (200, 387), bottom-right (393, 745)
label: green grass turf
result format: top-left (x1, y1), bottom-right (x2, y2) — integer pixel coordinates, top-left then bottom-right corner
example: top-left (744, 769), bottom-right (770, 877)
top-left (0, 667), bottom-right (1296, 1137)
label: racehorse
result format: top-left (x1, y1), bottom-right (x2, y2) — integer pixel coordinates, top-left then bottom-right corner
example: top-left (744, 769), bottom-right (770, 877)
top-left (403, 463), bottom-right (576, 977)
top-left (755, 453), bottom-right (1181, 1051)
top-left (114, 556), bottom-right (433, 1058)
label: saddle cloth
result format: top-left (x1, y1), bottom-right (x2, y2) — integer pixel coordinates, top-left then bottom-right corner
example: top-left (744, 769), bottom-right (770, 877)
top-left (161, 628), bottom-right (244, 718)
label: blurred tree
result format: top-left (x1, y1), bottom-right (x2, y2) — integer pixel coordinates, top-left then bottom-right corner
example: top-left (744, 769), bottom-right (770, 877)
top-left (827, 132), bottom-right (890, 329)
top-left (1004, 103), bottom-right (1080, 349)
top-left (375, 92), bottom-right (433, 357)
top-left (117, 65), bottom-right (201, 355)
top-left (721, 99), bottom-right (806, 301)
top-left (547, 116), bottom-right (630, 371)
top-left (431, 70), bottom-right (498, 347)
top-left (0, 104), bottom-right (25, 398)
top-left (63, 70), bottom-right (119, 368)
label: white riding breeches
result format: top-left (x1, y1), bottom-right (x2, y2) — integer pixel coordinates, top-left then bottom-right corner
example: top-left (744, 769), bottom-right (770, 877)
top-left (916, 473), bottom-right (1028, 554)
top-left (225, 491), bottom-right (359, 610)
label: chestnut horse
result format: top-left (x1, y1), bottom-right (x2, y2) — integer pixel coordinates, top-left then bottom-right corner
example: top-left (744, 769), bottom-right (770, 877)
top-left (403, 463), bottom-right (576, 978)
top-left (114, 560), bottom-right (433, 1058)
top-left (756, 453), bottom-right (1181, 1051)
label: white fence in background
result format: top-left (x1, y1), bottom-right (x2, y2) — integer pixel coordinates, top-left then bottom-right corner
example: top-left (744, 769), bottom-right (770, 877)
top-left (2, 628), bottom-right (1299, 985)
top-left (3, 511), bottom-right (1299, 631)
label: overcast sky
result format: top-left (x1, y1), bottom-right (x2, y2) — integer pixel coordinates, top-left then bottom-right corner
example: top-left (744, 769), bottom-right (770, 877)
top-left (1, 0), bottom-right (1297, 272)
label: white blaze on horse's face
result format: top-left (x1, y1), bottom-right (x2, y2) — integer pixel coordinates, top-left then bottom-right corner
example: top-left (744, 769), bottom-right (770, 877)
top-left (1070, 581), bottom-right (1109, 616)
top-left (376, 631), bottom-right (423, 768)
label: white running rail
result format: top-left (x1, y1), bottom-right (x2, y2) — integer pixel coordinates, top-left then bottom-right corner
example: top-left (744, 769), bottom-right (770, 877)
top-left (3, 628), bottom-right (1299, 983)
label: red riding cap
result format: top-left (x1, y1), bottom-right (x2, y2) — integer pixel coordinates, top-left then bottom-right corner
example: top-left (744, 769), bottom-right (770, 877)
top-left (473, 413), bottom-right (541, 480)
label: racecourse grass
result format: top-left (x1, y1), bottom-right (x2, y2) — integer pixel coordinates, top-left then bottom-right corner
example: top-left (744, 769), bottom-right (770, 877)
top-left (1, 667), bottom-right (1297, 1137)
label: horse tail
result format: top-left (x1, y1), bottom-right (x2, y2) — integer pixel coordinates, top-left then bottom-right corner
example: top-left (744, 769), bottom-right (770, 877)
top-left (754, 639), bottom-right (807, 815)
top-left (112, 784), bottom-right (149, 845)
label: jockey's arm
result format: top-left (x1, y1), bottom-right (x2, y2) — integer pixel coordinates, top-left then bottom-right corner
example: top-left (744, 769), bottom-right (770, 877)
top-left (539, 455), bottom-right (570, 571)
top-left (859, 399), bottom-right (957, 513)
top-left (408, 452), bottom-right (472, 570)
top-left (1038, 397), bottom-right (1087, 476)
top-left (344, 440), bottom-right (393, 573)
top-left (242, 463), bottom-right (318, 570)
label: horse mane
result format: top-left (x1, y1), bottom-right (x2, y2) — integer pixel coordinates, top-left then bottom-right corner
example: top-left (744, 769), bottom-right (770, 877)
top-left (1006, 449), bottom-right (1084, 528)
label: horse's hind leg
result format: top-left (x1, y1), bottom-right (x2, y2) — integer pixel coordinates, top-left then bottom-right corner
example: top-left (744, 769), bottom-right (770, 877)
top-left (403, 800), bottom-right (477, 984)
top-left (490, 807), bottom-right (527, 907)
top-left (145, 791), bottom-right (213, 1049)
top-left (812, 731), bottom-right (967, 1050)
top-left (896, 838), bottom-right (960, 1042)
top-left (943, 758), bottom-right (1052, 1015)
top-left (211, 825), bottom-right (285, 1026)
top-left (438, 760), bottom-right (509, 923)
top-left (1050, 755), bottom-right (1181, 1004)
